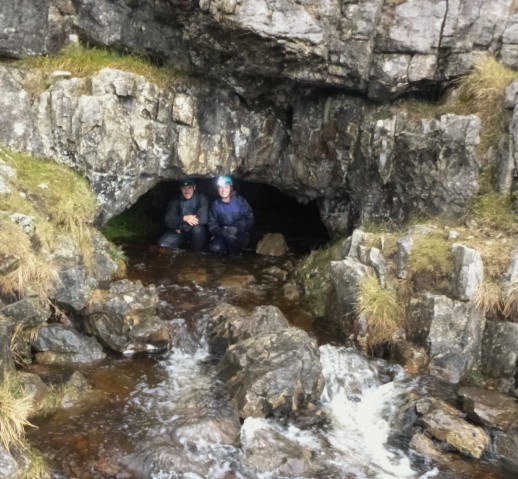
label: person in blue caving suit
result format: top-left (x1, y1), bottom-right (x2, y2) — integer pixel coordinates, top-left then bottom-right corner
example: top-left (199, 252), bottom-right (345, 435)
top-left (208, 176), bottom-right (254, 255)
top-left (158, 178), bottom-right (208, 251)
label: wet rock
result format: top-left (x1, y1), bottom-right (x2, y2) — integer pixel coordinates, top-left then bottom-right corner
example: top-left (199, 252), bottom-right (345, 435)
top-left (241, 417), bottom-right (315, 477)
top-left (261, 266), bottom-right (288, 282)
top-left (458, 386), bottom-right (518, 430)
top-left (83, 280), bottom-right (169, 354)
top-left (178, 267), bottom-right (209, 285)
top-left (206, 303), bottom-right (289, 356)
top-left (283, 281), bottom-right (300, 301)
top-left (32, 323), bottom-right (106, 364)
top-left (492, 430), bottom-right (518, 468)
top-left (216, 274), bottom-right (255, 290)
top-left (451, 244), bottom-right (484, 301)
top-left (168, 318), bottom-right (199, 354)
top-left (256, 233), bottom-right (289, 256)
top-left (482, 320), bottom-right (518, 392)
top-left (18, 371), bottom-right (49, 414)
top-left (391, 339), bottom-right (428, 375)
top-left (217, 328), bottom-right (324, 419)
top-left (416, 397), bottom-right (490, 458)
top-left (406, 294), bottom-right (486, 383)
top-left (61, 371), bottom-right (92, 408)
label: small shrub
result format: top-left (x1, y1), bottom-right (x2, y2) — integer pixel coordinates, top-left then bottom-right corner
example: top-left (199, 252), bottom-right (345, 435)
top-left (356, 274), bottom-right (404, 348)
top-left (0, 373), bottom-right (33, 450)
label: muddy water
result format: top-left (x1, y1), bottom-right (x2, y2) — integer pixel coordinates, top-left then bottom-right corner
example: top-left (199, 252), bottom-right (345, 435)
top-left (27, 245), bottom-right (514, 479)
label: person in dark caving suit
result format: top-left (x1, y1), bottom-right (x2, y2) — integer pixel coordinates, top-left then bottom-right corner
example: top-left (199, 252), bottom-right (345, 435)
top-left (208, 176), bottom-right (254, 255)
top-left (158, 178), bottom-right (208, 251)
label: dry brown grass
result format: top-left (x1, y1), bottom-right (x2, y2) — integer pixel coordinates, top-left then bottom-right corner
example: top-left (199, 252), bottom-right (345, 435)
top-left (0, 373), bottom-right (34, 450)
top-left (0, 219), bottom-right (59, 296)
top-left (356, 274), bottom-right (405, 348)
top-left (473, 280), bottom-right (503, 317)
top-left (503, 282), bottom-right (518, 321)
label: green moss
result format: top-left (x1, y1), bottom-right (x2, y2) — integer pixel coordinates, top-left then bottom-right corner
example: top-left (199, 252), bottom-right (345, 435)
top-left (407, 235), bottom-right (452, 279)
top-left (102, 202), bottom-right (163, 243)
top-left (293, 239), bottom-right (345, 317)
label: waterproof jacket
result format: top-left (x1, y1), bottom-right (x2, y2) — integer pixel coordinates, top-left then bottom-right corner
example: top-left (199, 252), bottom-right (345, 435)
top-left (164, 192), bottom-right (209, 232)
top-left (208, 195), bottom-right (254, 237)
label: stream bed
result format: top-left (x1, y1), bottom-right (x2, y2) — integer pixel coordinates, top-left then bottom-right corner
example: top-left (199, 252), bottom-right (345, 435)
top-left (27, 246), bottom-right (513, 479)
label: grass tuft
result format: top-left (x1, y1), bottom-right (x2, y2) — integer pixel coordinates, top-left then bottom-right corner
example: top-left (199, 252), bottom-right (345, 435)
top-left (457, 54), bottom-right (518, 151)
top-left (473, 280), bottom-right (503, 317)
top-left (17, 43), bottom-right (177, 88)
top-left (0, 373), bottom-right (34, 450)
top-left (356, 274), bottom-right (404, 348)
top-left (503, 282), bottom-right (518, 321)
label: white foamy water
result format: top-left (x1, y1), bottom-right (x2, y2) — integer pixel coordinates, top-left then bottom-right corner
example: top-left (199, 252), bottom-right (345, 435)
top-left (132, 345), bottom-right (436, 479)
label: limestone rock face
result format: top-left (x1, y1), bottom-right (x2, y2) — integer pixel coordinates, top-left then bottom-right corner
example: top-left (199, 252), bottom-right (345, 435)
top-left (0, 65), bottom-right (482, 234)
top-left (0, 0), bottom-right (515, 99)
top-left (451, 244), bottom-right (484, 301)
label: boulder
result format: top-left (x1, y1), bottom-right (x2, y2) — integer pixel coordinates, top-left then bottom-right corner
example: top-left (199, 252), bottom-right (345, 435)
top-left (492, 430), bottom-right (518, 468)
top-left (17, 372), bottom-right (49, 414)
top-left (458, 386), bottom-right (518, 430)
top-left (217, 328), bottom-right (324, 419)
top-left (395, 235), bottom-right (413, 279)
top-left (416, 397), bottom-right (490, 459)
top-left (391, 339), bottom-right (429, 375)
top-left (1, 295), bottom-right (51, 326)
top-left (406, 294), bottom-right (486, 383)
top-left (0, 446), bottom-right (18, 479)
top-left (206, 303), bottom-right (289, 356)
top-left (256, 233), bottom-right (289, 256)
top-left (32, 323), bottom-right (106, 364)
top-left (83, 280), bottom-right (169, 354)
top-left (241, 417), bottom-right (316, 477)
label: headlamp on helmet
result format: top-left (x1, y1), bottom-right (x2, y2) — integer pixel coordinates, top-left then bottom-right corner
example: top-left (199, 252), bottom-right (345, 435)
top-left (217, 176), bottom-right (233, 188)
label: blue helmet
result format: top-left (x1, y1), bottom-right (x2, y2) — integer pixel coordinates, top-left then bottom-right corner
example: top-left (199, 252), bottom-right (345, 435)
top-left (217, 176), bottom-right (233, 187)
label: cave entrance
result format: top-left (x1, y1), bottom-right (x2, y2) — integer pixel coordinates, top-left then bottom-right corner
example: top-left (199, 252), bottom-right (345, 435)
top-left (104, 178), bottom-right (330, 254)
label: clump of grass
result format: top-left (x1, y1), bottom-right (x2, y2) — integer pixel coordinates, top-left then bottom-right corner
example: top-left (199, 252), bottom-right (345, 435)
top-left (473, 280), bottom-right (503, 317)
top-left (0, 373), bottom-right (34, 450)
top-left (0, 219), bottom-right (59, 296)
top-left (18, 43), bottom-right (174, 88)
top-left (457, 54), bottom-right (518, 151)
top-left (407, 235), bottom-right (452, 279)
top-left (467, 190), bottom-right (517, 233)
top-left (293, 239), bottom-right (345, 316)
top-left (356, 274), bottom-right (404, 348)
top-left (503, 282), bottom-right (518, 321)
top-left (19, 448), bottom-right (48, 479)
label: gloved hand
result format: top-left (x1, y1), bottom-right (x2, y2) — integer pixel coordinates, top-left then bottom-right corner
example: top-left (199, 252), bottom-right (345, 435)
top-left (223, 226), bottom-right (238, 240)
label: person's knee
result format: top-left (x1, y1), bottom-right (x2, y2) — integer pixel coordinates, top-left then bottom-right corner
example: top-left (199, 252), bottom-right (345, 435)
top-left (158, 231), bottom-right (183, 249)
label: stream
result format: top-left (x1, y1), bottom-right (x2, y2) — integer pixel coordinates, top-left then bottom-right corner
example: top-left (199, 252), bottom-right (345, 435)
top-left (27, 246), bottom-right (513, 479)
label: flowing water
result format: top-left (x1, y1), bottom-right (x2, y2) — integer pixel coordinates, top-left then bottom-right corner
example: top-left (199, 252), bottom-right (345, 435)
top-left (27, 246), bottom-right (513, 479)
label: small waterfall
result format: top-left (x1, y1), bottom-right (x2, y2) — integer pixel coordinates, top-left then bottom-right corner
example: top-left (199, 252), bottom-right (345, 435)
top-left (125, 344), bottom-right (437, 479)
top-left (319, 345), bottom-right (436, 479)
